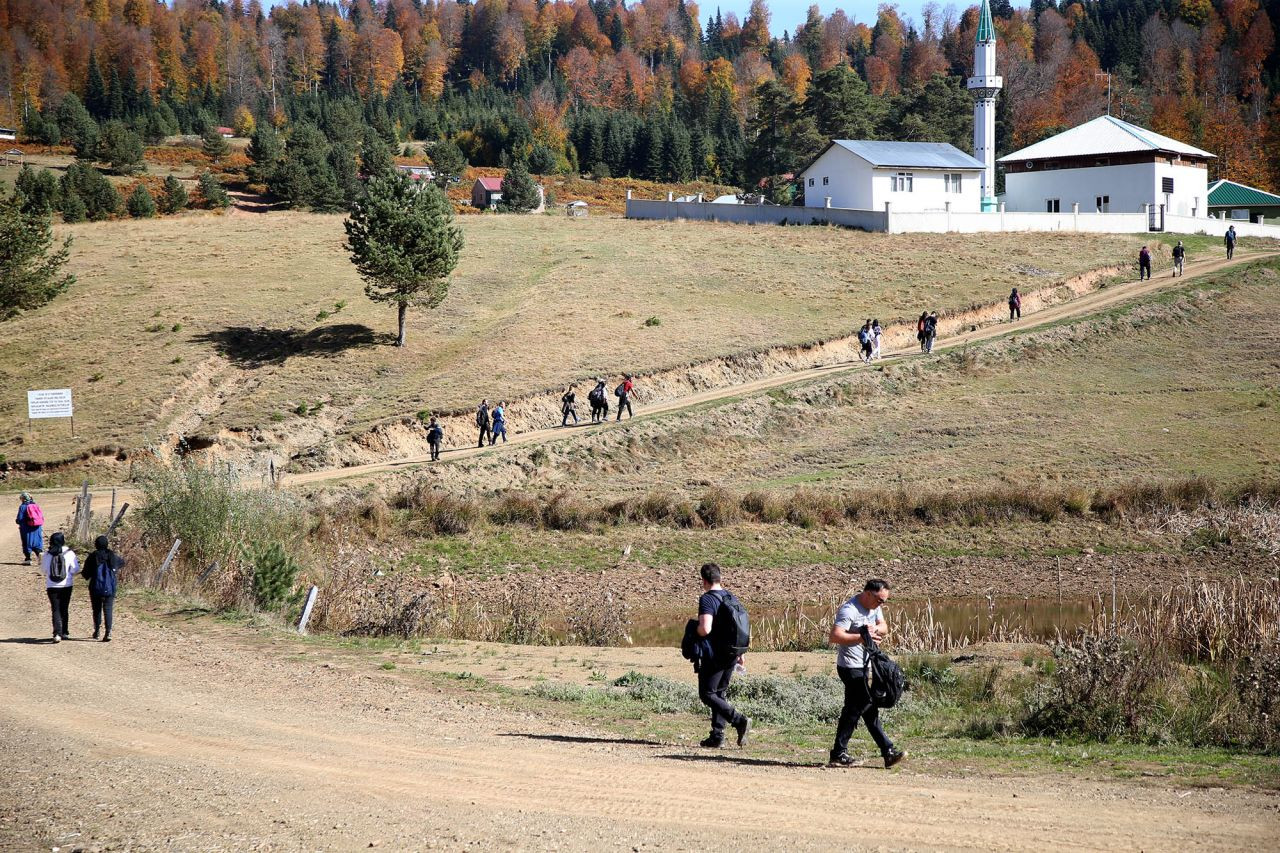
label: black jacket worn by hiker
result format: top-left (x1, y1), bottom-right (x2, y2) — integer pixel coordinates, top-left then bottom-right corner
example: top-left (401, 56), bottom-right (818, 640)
top-left (696, 589), bottom-right (748, 746)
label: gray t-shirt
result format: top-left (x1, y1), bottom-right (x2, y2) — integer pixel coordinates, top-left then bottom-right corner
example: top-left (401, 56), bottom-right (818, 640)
top-left (833, 596), bottom-right (882, 670)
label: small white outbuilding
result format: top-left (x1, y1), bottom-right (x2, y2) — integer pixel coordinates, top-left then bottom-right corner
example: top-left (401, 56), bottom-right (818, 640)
top-left (998, 115), bottom-right (1214, 219)
top-left (798, 140), bottom-right (985, 212)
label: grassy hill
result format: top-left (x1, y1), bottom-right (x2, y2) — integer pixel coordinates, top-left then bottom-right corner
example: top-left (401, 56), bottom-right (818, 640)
top-left (0, 211), bottom-right (1147, 469)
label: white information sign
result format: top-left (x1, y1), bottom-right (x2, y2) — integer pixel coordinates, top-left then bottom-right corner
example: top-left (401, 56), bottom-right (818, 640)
top-left (27, 388), bottom-right (74, 419)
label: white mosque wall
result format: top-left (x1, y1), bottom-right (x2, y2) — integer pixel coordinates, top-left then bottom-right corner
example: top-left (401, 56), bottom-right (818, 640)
top-left (1004, 161), bottom-right (1209, 217)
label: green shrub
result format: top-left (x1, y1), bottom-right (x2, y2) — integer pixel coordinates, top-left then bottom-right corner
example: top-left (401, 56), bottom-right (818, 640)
top-left (489, 492), bottom-right (543, 526)
top-left (246, 540), bottom-right (301, 612)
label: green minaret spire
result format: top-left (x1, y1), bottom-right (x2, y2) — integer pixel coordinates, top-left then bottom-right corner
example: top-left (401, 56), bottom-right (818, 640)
top-left (976, 0), bottom-right (996, 44)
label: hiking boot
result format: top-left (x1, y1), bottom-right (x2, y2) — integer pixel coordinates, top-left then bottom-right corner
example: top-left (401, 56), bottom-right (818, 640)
top-left (699, 736), bottom-right (724, 748)
top-left (23, 557), bottom-right (31, 565)
top-left (735, 717), bottom-right (752, 748)
top-left (52, 634), bottom-right (61, 644)
top-left (60, 634), bottom-right (70, 641)
top-left (92, 630), bottom-right (99, 640)
top-left (883, 749), bottom-right (907, 769)
top-left (828, 752), bottom-right (855, 767)
top-left (102, 635), bottom-right (111, 643)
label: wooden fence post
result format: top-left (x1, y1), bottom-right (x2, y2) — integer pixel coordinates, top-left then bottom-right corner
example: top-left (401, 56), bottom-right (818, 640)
top-left (106, 503), bottom-right (129, 538)
top-left (297, 585), bottom-right (319, 634)
top-left (154, 538), bottom-right (182, 586)
top-left (196, 561), bottom-right (220, 588)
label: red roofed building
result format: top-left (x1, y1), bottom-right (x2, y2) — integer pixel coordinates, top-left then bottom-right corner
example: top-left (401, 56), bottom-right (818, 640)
top-left (471, 176), bottom-right (504, 209)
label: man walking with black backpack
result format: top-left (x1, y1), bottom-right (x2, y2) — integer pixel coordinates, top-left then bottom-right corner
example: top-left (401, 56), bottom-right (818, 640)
top-left (828, 579), bottom-right (906, 768)
top-left (694, 563), bottom-right (752, 749)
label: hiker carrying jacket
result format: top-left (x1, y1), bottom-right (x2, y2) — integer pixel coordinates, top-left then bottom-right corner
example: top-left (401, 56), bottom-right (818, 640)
top-left (1138, 245), bottom-right (1152, 280)
top-left (426, 417), bottom-right (444, 461)
top-left (40, 531), bottom-right (79, 643)
top-left (828, 579), bottom-right (906, 769)
top-left (693, 563), bottom-right (751, 749)
top-left (83, 535), bottom-right (121, 642)
top-left (561, 386), bottom-right (578, 427)
top-left (615, 374), bottom-right (635, 421)
top-left (1008, 287), bottom-right (1022, 320)
top-left (916, 312), bottom-right (928, 352)
top-left (589, 379), bottom-right (609, 423)
top-left (490, 402), bottom-right (508, 445)
top-left (16, 491), bottom-right (44, 565)
top-left (476, 400), bottom-right (491, 448)
top-left (1225, 225), bottom-right (1237, 260)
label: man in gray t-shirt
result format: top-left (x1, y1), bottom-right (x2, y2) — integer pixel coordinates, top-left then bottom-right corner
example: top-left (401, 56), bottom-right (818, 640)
top-left (828, 578), bottom-right (905, 769)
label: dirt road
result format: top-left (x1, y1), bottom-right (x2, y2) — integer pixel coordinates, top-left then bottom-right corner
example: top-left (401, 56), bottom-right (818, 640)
top-left (2, 495), bottom-right (1278, 851)
top-left (289, 249), bottom-right (1277, 487)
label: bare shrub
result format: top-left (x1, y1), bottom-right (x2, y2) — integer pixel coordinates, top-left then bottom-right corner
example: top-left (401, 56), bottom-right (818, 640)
top-left (671, 500), bottom-right (705, 529)
top-left (489, 492), bottom-right (542, 526)
top-left (696, 487), bottom-right (742, 527)
top-left (543, 491), bottom-right (601, 531)
top-left (740, 490), bottom-right (786, 523)
top-left (786, 490), bottom-right (842, 528)
top-left (635, 491), bottom-right (675, 523)
top-left (405, 488), bottom-right (480, 535)
top-left (566, 576), bottom-right (632, 646)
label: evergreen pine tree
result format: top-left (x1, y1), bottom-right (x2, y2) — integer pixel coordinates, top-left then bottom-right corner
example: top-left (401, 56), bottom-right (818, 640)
top-left (343, 171), bottom-right (462, 347)
top-left (107, 66), bottom-right (125, 119)
top-left (0, 196), bottom-right (75, 320)
top-left (246, 125), bottom-right (282, 185)
top-left (198, 171), bottom-right (230, 209)
top-left (160, 175), bottom-right (188, 213)
top-left (85, 55), bottom-right (108, 120)
top-left (126, 183), bottom-right (156, 218)
top-left (360, 126), bottom-right (395, 178)
top-left (202, 126), bottom-right (230, 161)
top-left (98, 120), bottom-right (145, 173)
top-left (500, 159), bottom-right (541, 212)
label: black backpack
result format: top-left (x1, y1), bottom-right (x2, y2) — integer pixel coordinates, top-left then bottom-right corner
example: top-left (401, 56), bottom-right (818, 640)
top-left (48, 551), bottom-right (68, 584)
top-left (614, 382), bottom-right (626, 398)
top-left (860, 626), bottom-right (907, 709)
top-left (712, 590), bottom-right (751, 656)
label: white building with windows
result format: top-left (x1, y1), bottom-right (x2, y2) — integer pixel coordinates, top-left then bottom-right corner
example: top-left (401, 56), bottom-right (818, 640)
top-left (798, 140), bottom-right (985, 213)
top-left (998, 115), bottom-right (1214, 220)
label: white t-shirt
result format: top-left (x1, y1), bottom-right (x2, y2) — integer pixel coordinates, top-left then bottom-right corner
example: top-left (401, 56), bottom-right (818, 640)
top-left (833, 595), bottom-right (882, 670)
top-left (40, 549), bottom-right (79, 589)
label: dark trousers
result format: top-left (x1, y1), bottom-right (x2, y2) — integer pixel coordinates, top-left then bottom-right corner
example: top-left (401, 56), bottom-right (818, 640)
top-left (616, 397), bottom-right (632, 420)
top-left (562, 408), bottom-right (578, 426)
top-left (47, 587), bottom-right (72, 637)
top-left (832, 666), bottom-right (894, 758)
top-left (1139, 260), bottom-right (1151, 279)
top-left (91, 591), bottom-right (114, 636)
top-left (477, 425), bottom-right (489, 447)
top-left (429, 440), bottom-right (440, 461)
top-left (697, 661), bottom-right (744, 740)
top-left (1226, 244), bottom-right (1234, 259)
top-left (1009, 305), bottom-right (1020, 319)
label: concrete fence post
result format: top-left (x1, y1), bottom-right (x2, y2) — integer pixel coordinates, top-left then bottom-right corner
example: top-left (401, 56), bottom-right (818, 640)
top-left (945, 200), bottom-right (952, 232)
top-left (297, 585), bottom-right (319, 634)
top-left (883, 201), bottom-right (892, 233)
top-left (696, 193), bottom-right (703, 203)
top-left (625, 189), bottom-right (632, 200)
top-left (1072, 202), bottom-right (1079, 231)
top-left (666, 191), bottom-right (673, 202)
top-left (999, 201), bottom-right (1006, 231)
top-left (824, 196), bottom-right (831, 208)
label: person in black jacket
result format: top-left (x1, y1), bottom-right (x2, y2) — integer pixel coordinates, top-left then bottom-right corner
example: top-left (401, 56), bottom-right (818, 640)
top-left (83, 535), bottom-right (121, 641)
top-left (475, 400), bottom-right (491, 448)
top-left (561, 386), bottom-right (578, 426)
top-left (693, 563), bottom-right (751, 748)
top-left (426, 417), bottom-right (444, 461)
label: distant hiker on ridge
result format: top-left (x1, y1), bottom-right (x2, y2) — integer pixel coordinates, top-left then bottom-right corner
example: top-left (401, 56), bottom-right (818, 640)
top-left (561, 385), bottom-right (578, 427)
top-left (916, 312), bottom-right (928, 352)
top-left (40, 531), bottom-right (79, 643)
top-left (1225, 225), bottom-right (1237, 260)
top-left (872, 319), bottom-right (884, 360)
top-left (476, 400), bottom-right (491, 448)
top-left (16, 491), bottom-right (44, 565)
top-left (83, 535), bottom-right (121, 642)
top-left (858, 320), bottom-right (873, 364)
top-left (923, 312), bottom-right (939, 354)
top-left (490, 401), bottom-right (508, 445)
top-left (1172, 241), bottom-right (1185, 277)
top-left (1008, 287), bottom-right (1022, 320)
top-left (426, 416), bottom-right (444, 461)
top-left (1138, 245), bottom-right (1152, 280)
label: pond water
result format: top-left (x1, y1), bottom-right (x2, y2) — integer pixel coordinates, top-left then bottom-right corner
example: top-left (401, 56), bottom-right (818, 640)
top-left (617, 595), bottom-right (1109, 648)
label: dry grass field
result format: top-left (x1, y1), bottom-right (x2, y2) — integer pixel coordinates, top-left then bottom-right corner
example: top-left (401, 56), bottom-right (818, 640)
top-left (0, 210), bottom-right (1146, 465)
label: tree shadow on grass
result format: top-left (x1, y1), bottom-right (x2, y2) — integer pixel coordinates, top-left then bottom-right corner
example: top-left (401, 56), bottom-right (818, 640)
top-left (193, 324), bottom-right (391, 366)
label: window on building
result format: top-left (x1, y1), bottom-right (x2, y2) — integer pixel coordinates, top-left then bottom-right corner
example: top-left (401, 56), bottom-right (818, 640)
top-left (1162, 177), bottom-right (1174, 194)
top-left (892, 172), bottom-right (914, 192)
top-left (1095, 195), bottom-right (1110, 212)
top-left (822, 176), bottom-right (829, 185)
top-left (808, 178), bottom-right (814, 187)
top-left (1046, 198), bottom-right (1061, 213)
top-left (944, 173), bottom-right (963, 193)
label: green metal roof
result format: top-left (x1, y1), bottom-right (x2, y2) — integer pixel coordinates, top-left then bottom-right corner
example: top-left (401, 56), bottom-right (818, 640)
top-left (976, 0), bottom-right (996, 43)
top-left (1207, 179), bottom-right (1280, 207)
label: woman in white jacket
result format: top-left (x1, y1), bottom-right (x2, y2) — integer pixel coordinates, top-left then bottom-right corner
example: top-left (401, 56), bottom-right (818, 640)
top-left (40, 531), bottom-right (79, 643)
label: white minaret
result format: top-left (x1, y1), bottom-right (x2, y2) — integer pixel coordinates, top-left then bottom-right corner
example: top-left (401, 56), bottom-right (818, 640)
top-left (967, 0), bottom-right (1002, 211)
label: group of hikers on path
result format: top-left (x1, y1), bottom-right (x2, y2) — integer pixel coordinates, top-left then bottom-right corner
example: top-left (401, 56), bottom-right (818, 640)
top-left (422, 374), bottom-right (640, 462)
top-left (15, 492), bottom-right (121, 643)
top-left (684, 563), bottom-right (906, 768)
top-left (1140, 228), bottom-right (1236, 281)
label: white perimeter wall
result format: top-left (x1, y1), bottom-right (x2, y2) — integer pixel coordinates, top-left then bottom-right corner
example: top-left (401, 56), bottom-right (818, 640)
top-left (1004, 161), bottom-right (1209, 216)
top-left (801, 148), bottom-right (982, 212)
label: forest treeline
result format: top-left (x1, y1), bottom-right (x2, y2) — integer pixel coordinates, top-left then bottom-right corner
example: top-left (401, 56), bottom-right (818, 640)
top-left (1, 0), bottom-right (1277, 200)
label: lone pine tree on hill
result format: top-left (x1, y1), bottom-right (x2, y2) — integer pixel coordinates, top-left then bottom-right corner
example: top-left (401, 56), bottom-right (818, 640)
top-left (0, 196), bottom-right (75, 320)
top-left (344, 171), bottom-right (462, 347)
top-left (500, 159), bottom-right (541, 212)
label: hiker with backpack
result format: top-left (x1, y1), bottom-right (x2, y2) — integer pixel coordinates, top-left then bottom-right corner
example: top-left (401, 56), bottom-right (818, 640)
top-left (561, 386), bottom-right (579, 427)
top-left (1008, 287), bottom-right (1022, 320)
top-left (828, 579), bottom-right (906, 769)
top-left (16, 491), bottom-right (44, 565)
top-left (689, 563), bottom-right (752, 748)
top-left (1138, 245), bottom-right (1152, 280)
top-left (426, 416), bottom-right (444, 461)
top-left (40, 532), bottom-right (80, 643)
top-left (83, 535), bottom-right (121, 642)
top-left (923, 312), bottom-right (939, 353)
top-left (615, 374), bottom-right (635, 421)
top-left (476, 400), bottom-right (491, 448)
top-left (588, 379), bottom-right (609, 423)
top-left (490, 402), bottom-right (508, 445)
top-left (857, 321), bottom-right (873, 364)
top-left (1172, 241), bottom-right (1186, 277)
top-left (1225, 225), bottom-right (1236, 260)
